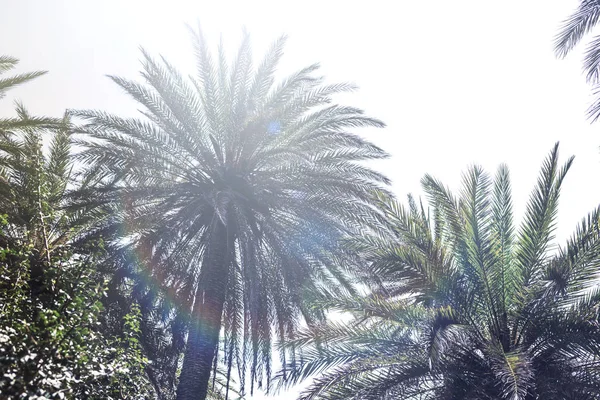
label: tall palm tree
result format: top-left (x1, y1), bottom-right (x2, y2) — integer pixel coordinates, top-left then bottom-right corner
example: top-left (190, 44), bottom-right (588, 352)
top-left (282, 144), bottom-right (600, 399)
top-left (73, 27), bottom-right (390, 400)
top-left (555, 0), bottom-right (600, 120)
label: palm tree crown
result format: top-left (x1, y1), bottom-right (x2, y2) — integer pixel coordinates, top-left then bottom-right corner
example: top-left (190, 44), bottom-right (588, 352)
top-left (74, 27), bottom-right (390, 400)
top-left (283, 144), bottom-right (600, 400)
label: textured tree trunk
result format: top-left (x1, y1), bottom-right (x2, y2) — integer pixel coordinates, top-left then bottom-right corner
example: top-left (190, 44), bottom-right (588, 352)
top-left (176, 223), bottom-right (229, 400)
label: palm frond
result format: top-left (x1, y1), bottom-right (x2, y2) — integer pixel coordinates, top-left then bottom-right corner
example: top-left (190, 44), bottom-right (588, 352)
top-left (514, 143), bottom-right (573, 298)
top-left (0, 71), bottom-right (47, 98)
top-left (0, 55), bottom-right (18, 73)
top-left (555, 1), bottom-right (600, 59)
top-left (490, 164), bottom-right (516, 306)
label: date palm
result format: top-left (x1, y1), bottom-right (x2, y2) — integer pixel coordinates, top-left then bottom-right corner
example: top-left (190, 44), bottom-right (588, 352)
top-left (73, 27), bottom-right (389, 400)
top-left (283, 144), bottom-right (600, 399)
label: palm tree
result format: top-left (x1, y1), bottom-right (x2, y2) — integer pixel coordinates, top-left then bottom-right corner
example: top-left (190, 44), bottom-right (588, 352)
top-left (555, 0), bottom-right (600, 120)
top-left (282, 144), bottom-right (600, 399)
top-left (73, 26), bottom-right (390, 400)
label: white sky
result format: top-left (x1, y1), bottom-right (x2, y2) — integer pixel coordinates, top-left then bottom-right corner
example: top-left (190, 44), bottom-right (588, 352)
top-left (1, 0), bottom-right (599, 398)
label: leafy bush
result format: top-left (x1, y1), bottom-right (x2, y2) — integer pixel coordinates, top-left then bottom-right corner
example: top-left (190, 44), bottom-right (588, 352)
top-left (0, 227), bottom-right (154, 399)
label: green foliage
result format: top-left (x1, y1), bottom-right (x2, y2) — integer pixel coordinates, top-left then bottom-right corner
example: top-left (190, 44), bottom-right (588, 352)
top-left (0, 240), bottom-right (153, 399)
top-left (282, 144), bottom-right (600, 400)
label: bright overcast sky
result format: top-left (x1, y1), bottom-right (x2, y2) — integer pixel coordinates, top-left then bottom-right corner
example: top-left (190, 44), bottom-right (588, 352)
top-left (1, 0), bottom-right (599, 398)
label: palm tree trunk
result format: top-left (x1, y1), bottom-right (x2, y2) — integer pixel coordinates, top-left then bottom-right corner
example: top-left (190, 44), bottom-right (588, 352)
top-left (176, 222), bottom-right (229, 400)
